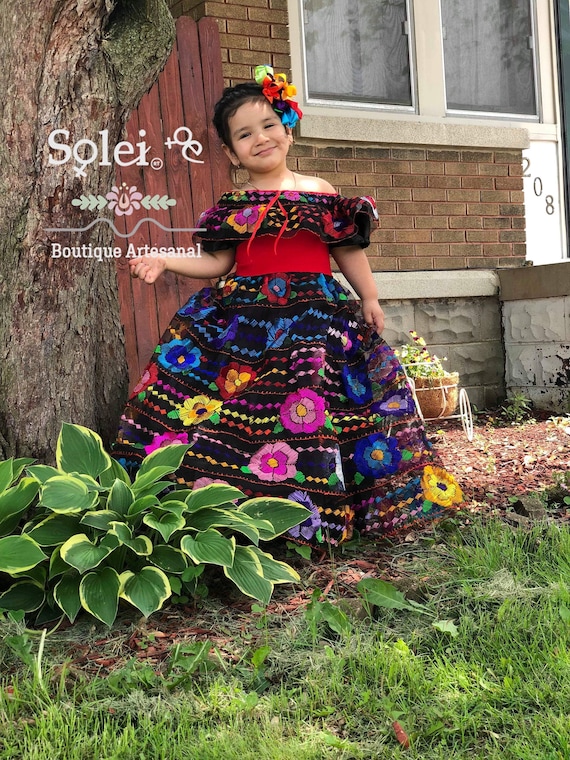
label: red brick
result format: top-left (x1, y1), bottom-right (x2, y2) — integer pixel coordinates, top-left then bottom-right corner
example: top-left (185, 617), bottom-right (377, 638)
top-left (412, 188), bottom-right (446, 202)
top-left (432, 202), bottom-right (467, 216)
top-left (272, 54), bottom-right (291, 68)
top-left (415, 244), bottom-right (450, 256)
top-left (355, 147), bottom-right (391, 159)
top-left (317, 172), bottom-right (356, 185)
top-left (461, 150), bottom-right (493, 162)
top-left (219, 32), bottom-right (249, 49)
top-left (411, 160), bottom-right (444, 175)
top-left (249, 36), bottom-right (291, 54)
top-left (395, 230), bottom-right (432, 243)
top-left (451, 244), bottom-right (483, 256)
top-left (495, 151), bottom-right (522, 163)
top-left (483, 217), bottom-right (511, 229)
top-left (495, 177), bottom-right (524, 190)
top-left (434, 257), bottom-right (466, 268)
top-left (298, 158), bottom-right (335, 172)
top-left (509, 162), bottom-right (524, 177)
top-left (397, 202), bottom-right (432, 215)
top-left (206, 1), bottom-right (248, 17)
top-left (271, 24), bottom-right (289, 39)
top-left (374, 160), bottom-right (410, 174)
top-left (371, 258), bottom-right (399, 271)
top-left (445, 162), bottom-right (479, 176)
top-left (466, 230), bottom-right (499, 242)
top-left (376, 202), bottom-right (396, 215)
top-left (394, 174), bottom-right (428, 188)
top-left (428, 175), bottom-right (461, 189)
top-left (483, 243), bottom-right (511, 255)
top-left (446, 189), bottom-right (480, 202)
top-left (316, 146), bottom-right (354, 159)
top-left (380, 215), bottom-right (414, 229)
top-left (468, 258), bottom-right (500, 268)
top-left (449, 216), bottom-right (483, 229)
top-left (376, 188), bottom-right (413, 201)
top-left (510, 191), bottom-right (525, 203)
top-left (381, 244), bottom-right (415, 257)
top-left (513, 244), bottom-right (527, 257)
top-left (512, 217), bottom-right (526, 229)
top-left (399, 257), bottom-right (435, 270)
top-left (467, 203), bottom-right (499, 216)
top-left (480, 191), bottom-right (511, 203)
top-left (427, 150), bottom-right (460, 162)
top-left (392, 148), bottom-right (426, 160)
top-left (499, 230), bottom-right (526, 242)
top-left (499, 204), bottom-right (525, 216)
top-left (227, 19), bottom-right (269, 35)
top-left (356, 174), bottom-right (391, 187)
top-left (461, 176), bottom-right (495, 189)
top-left (432, 230), bottom-right (465, 243)
top-left (479, 163), bottom-right (509, 176)
top-left (338, 160), bottom-right (377, 172)
top-left (415, 216), bottom-right (448, 229)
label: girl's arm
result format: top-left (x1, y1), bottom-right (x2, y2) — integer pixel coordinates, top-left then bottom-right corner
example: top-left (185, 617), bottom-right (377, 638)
top-left (330, 245), bottom-right (385, 333)
top-left (129, 247), bottom-right (235, 284)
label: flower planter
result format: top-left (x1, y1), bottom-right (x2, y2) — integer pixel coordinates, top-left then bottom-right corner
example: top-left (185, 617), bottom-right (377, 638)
top-left (412, 372), bottom-right (459, 419)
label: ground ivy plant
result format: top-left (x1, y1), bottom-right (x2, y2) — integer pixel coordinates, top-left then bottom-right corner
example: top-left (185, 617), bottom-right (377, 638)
top-left (0, 423), bottom-right (309, 626)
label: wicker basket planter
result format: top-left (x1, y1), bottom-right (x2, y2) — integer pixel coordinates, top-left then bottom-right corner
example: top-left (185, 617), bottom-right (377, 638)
top-left (412, 372), bottom-right (459, 419)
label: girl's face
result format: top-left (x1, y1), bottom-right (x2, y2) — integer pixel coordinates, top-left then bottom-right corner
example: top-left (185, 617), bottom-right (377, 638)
top-left (223, 98), bottom-right (292, 176)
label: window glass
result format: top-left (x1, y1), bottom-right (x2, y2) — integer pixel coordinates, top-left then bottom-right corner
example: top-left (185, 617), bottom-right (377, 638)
top-left (441, 0), bottom-right (537, 116)
top-left (303, 0), bottom-right (413, 107)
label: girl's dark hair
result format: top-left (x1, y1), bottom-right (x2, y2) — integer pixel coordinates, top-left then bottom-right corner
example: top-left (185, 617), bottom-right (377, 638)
top-left (212, 82), bottom-right (269, 147)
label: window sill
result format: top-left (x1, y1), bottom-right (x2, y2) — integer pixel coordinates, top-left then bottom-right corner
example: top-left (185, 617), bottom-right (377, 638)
top-left (299, 112), bottom-right (535, 150)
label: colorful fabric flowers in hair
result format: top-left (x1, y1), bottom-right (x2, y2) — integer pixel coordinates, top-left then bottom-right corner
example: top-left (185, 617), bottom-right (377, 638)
top-left (254, 64), bottom-right (303, 128)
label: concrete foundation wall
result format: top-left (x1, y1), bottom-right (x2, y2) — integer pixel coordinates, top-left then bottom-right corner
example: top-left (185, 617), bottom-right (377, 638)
top-left (499, 263), bottom-right (570, 412)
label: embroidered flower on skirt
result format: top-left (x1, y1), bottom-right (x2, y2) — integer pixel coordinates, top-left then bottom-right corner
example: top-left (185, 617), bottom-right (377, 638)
top-left (249, 441), bottom-right (298, 482)
top-left (372, 388), bottom-right (416, 417)
top-left (130, 363), bottom-right (159, 399)
top-left (144, 431), bottom-right (189, 455)
top-left (262, 274), bottom-right (291, 304)
top-left (178, 395), bottom-right (222, 426)
top-left (421, 465), bottom-right (463, 508)
top-left (287, 490), bottom-right (322, 542)
top-left (215, 362), bottom-right (257, 399)
top-left (158, 339), bottom-right (201, 373)
top-left (354, 433), bottom-right (403, 478)
top-left (280, 388), bottom-right (327, 434)
top-left (342, 364), bottom-right (373, 404)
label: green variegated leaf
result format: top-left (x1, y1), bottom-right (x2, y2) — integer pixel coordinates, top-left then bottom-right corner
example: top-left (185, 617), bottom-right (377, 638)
top-left (107, 480), bottom-right (134, 516)
top-left (224, 545), bottom-right (273, 605)
top-left (132, 468), bottom-right (176, 494)
top-left (187, 508), bottom-right (260, 544)
top-left (137, 443), bottom-right (191, 475)
top-left (185, 484), bottom-right (245, 512)
top-left (26, 465), bottom-right (60, 484)
top-left (0, 478), bottom-right (40, 537)
top-left (119, 566), bottom-right (171, 617)
top-left (107, 522), bottom-right (153, 556)
top-left (80, 510), bottom-right (123, 531)
top-left (49, 546), bottom-right (70, 578)
top-left (238, 497), bottom-right (311, 540)
top-left (56, 423), bottom-right (112, 479)
top-left (0, 535), bottom-right (47, 573)
top-left (40, 475), bottom-right (98, 514)
top-left (54, 573), bottom-right (82, 623)
top-left (26, 513), bottom-right (81, 546)
top-left (162, 490), bottom-right (193, 503)
top-left (0, 460), bottom-right (14, 494)
top-left (143, 511), bottom-right (185, 542)
top-left (60, 534), bottom-right (114, 573)
top-left (180, 530), bottom-right (236, 567)
top-left (0, 581), bottom-right (45, 612)
top-left (150, 545), bottom-right (188, 573)
top-left (80, 567), bottom-right (120, 626)
top-left (247, 546), bottom-right (301, 584)
top-left (156, 500), bottom-right (186, 517)
top-left (99, 458), bottom-right (131, 488)
top-left (127, 495), bottom-right (160, 518)
top-left (12, 458), bottom-right (35, 482)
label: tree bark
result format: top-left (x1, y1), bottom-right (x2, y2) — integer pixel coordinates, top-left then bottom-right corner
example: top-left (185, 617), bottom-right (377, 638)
top-left (0, 0), bottom-right (175, 461)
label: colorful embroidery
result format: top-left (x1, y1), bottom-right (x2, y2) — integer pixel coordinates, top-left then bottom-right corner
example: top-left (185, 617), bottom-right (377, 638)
top-left (113, 192), bottom-right (461, 546)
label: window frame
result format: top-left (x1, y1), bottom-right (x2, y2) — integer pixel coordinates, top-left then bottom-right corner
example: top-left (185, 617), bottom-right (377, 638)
top-left (300, 0), bottom-right (418, 114)
top-left (440, 0), bottom-right (542, 122)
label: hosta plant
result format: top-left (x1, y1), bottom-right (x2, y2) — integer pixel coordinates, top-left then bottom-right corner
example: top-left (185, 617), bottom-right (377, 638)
top-left (0, 423), bottom-right (310, 626)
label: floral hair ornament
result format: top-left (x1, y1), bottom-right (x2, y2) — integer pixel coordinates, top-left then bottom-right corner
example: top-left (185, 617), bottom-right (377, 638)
top-left (254, 64), bottom-right (303, 129)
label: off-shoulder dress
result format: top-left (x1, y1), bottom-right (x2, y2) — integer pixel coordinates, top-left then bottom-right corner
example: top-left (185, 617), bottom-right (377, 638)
top-left (112, 190), bottom-right (462, 545)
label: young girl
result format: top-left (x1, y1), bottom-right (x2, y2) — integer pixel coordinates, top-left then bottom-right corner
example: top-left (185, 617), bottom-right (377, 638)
top-left (112, 67), bottom-right (462, 546)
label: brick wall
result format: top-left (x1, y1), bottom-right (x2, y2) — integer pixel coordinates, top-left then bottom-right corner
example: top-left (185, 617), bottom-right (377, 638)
top-left (168, 0), bottom-right (526, 271)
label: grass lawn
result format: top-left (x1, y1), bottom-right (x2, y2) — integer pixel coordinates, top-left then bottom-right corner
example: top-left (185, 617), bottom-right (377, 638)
top-left (2, 516), bottom-right (570, 759)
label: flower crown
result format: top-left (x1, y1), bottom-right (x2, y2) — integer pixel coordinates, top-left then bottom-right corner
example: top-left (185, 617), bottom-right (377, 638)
top-left (254, 64), bottom-right (303, 129)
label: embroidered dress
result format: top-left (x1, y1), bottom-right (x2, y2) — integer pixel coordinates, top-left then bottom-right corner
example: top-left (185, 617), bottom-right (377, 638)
top-left (112, 190), bottom-right (462, 545)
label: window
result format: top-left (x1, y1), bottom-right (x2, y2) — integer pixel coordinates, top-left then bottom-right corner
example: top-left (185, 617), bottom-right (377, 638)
top-left (302, 0), bottom-right (413, 109)
top-left (441, 0), bottom-right (538, 117)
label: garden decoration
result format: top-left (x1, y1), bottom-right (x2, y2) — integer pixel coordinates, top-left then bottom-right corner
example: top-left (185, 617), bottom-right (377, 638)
top-left (397, 331), bottom-right (473, 441)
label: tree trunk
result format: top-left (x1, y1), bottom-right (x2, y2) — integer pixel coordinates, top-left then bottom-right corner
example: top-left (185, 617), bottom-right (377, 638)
top-left (0, 0), bottom-right (175, 462)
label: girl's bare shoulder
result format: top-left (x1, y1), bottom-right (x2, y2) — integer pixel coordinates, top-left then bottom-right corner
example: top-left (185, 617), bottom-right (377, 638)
top-left (293, 174), bottom-right (337, 194)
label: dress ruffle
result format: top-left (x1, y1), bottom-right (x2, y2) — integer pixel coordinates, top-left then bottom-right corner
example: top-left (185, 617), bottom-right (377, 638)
top-left (193, 190), bottom-right (378, 253)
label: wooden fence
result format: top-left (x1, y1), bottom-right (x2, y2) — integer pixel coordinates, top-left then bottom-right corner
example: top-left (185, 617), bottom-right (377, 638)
top-left (115, 16), bottom-right (227, 390)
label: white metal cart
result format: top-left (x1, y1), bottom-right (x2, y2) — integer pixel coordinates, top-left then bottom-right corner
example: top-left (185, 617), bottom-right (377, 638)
top-left (405, 370), bottom-right (474, 442)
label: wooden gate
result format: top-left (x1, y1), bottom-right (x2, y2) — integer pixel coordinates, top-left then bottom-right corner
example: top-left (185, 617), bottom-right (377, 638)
top-left (115, 16), bottom-right (227, 391)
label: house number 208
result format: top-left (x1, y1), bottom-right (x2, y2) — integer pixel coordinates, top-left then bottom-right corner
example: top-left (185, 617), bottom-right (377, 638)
top-left (522, 157), bottom-right (555, 215)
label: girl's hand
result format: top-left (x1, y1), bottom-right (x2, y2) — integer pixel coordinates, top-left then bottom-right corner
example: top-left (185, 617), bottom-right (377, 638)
top-left (362, 298), bottom-right (385, 334)
top-left (129, 256), bottom-right (167, 284)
